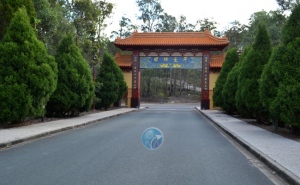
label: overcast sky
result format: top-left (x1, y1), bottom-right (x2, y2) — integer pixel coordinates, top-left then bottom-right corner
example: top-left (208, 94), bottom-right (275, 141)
top-left (105, 0), bottom-right (279, 36)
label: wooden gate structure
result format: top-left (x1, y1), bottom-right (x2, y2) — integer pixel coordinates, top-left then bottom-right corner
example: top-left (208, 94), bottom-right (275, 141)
top-left (114, 30), bottom-right (229, 109)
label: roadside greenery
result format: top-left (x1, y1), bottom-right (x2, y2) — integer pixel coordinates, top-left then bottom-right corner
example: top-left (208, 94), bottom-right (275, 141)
top-left (112, 60), bottom-right (128, 104)
top-left (234, 47), bottom-right (251, 117)
top-left (213, 48), bottom-right (239, 107)
top-left (46, 34), bottom-right (94, 117)
top-left (222, 55), bottom-right (242, 115)
top-left (95, 52), bottom-right (126, 110)
top-left (267, 4), bottom-right (300, 131)
top-left (236, 23), bottom-right (272, 122)
top-left (215, 3), bottom-right (300, 131)
top-left (0, 8), bottom-right (57, 125)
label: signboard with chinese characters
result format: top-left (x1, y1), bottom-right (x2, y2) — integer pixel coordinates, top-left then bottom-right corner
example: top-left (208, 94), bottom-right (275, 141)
top-left (140, 56), bottom-right (202, 69)
top-left (202, 55), bottom-right (209, 91)
top-left (132, 55), bottom-right (139, 90)
top-left (201, 54), bottom-right (210, 100)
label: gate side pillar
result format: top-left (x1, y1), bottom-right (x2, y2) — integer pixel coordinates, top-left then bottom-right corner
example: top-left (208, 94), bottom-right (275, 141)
top-left (131, 51), bottom-right (140, 108)
top-left (201, 51), bottom-right (210, 109)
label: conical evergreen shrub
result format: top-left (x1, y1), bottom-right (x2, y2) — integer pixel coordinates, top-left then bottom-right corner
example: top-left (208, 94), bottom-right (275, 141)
top-left (0, 8), bottom-right (57, 124)
top-left (213, 48), bottom-right (238, 107)
top-left (95, 52), bottom-right (119, 110)
top-left (238, 22), bottom-right (272, 121)
top-left (46, 34), bottom-right (95, 116)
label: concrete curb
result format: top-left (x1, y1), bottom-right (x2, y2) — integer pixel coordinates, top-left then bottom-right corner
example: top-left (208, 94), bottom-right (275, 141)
top-left (196, 108), bottom-right (300, 185)
top-left (0, 109), bottom-right (139, 150)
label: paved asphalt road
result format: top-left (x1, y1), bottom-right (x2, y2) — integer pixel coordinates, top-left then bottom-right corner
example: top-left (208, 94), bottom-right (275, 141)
top-left (0, 104), bottom-right (276, 185)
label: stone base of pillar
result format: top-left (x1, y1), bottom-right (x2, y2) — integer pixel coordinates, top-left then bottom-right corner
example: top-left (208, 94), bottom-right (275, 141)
top-left (201, 100), bottom-right (210, 110)
top-left (131, 98), bottom-right (140, 108)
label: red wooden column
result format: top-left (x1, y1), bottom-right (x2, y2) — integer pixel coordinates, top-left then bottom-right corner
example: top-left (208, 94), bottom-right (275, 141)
top-left (131, 51), bottom-right (140, 108)
top-left (201, 51), bottom-right (210, 109)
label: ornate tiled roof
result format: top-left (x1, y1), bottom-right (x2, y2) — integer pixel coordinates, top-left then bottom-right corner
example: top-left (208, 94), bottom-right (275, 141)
top-left (210, 53), bottom-right (226, 68)
top-left (114, 30), bottom-right (229, 49)
top-left (115, 52), bottom-right (132, 68)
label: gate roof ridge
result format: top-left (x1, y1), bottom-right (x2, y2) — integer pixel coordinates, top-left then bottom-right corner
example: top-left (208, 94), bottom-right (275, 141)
top-left (114, 30), bottom-right (229, 49)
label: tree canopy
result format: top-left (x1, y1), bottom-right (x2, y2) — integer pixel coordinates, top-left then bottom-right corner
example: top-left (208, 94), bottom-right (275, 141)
top-left (266, 4), bottom-right (300, 127)
top-left (235, 47), bottom-right (251, 117)
top-left (239, 22), bottom-right (272, 121)
top-left (136, 0), bottom-right (164, 32)
top-left (0, 8), bottom-right (57, 124)
top-left (222, 56), bottom-right (242, 114)
top-left (95, 52), bottom-right (119, 110)
top-left (46, 34), bottom-right (94, 117)
top-left (213, 48), bottom-right (239, 107)
top-left (0, 0), bottom-right (36, 40)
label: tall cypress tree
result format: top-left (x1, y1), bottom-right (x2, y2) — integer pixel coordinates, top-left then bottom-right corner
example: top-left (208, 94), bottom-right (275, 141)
top-left (269, 4), bottom-right (300, 128)
top-left (222, 59), bottom-right (242, 114)
top-left (112, 60), bottom-right (127, 105)
top-left (269, 39), bottom-right (300, 128)
top-left (0, 8), bottom-right (57, 124)
top-left (95, 52), bottom-right (119, 110)
top-left (46, 34), bottom-right (95, 116)
top-left (235, 47), bottom-right (251, 117)
top-left (213, 48), bottom-right (238, 107)
top-left (259, 48), bottom-right (280, 130)
top-left (238, 22), bottom-right (272, 122)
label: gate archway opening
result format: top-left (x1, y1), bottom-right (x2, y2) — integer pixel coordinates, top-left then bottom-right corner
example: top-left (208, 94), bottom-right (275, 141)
top-left (114, 30), bottom-right (229, 109)
top-left (139, 68), bottom-right (202, 104)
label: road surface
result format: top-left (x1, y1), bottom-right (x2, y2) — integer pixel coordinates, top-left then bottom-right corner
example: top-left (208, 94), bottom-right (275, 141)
top-left (0, 104), bottom-right (280, 185)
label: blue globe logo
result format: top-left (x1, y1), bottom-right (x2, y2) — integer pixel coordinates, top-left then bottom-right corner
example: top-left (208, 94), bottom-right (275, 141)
top-left (141, 127), bottom-right (164, 150)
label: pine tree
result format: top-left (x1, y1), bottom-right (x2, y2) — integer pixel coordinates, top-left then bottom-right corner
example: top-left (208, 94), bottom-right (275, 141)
top-left (271, 38), bottom-right (300, 127)
top-left (238, 22), bottom-right (272, 122)
top-left (46, 34), bottom-right (95, 116)
top-left (0, 8), bottom-right (57, 124)
top-left (281, 4), bottom-right (300, 45)
top-left (262, 4), bottom-right (300, 128)
top-left (112, 59), bottom-right (127, 105)
top-left (95, 52), bottom-right (119, 110)
top-left (0, 0), bottom-right (36, 40)
top-left (259, 49), bottom-right (280, 130)
top-left (213, 48), bottom-right (238, 107)
top-left (222, 60), bottom-right (242, 114)
top-left (235, 47), bottom-right (251, 117)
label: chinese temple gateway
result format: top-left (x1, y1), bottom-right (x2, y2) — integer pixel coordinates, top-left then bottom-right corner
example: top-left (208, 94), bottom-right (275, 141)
top-left (114, 30), bottom-right (229, 109)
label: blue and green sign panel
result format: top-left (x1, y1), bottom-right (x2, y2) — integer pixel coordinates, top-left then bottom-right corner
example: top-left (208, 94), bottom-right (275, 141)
top-left (140, 56), bottom-right (202, 69)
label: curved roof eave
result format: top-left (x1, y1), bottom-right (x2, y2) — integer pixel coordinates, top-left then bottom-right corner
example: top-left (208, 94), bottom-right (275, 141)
top-left (114, 30), bottom-right (229, 49)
